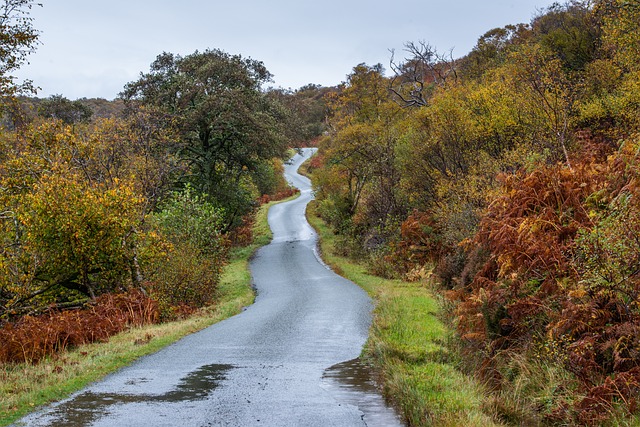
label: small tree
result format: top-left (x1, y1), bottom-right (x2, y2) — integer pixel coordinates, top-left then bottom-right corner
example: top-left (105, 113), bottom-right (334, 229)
top-left (146, 186), bottom-right (227, 316)
top-left (0, 0), bottom-right (40, 100)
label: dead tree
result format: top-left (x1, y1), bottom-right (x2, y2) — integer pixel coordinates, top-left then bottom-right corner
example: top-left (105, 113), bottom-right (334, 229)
top-left (389, 41), bottom-right (458, 108)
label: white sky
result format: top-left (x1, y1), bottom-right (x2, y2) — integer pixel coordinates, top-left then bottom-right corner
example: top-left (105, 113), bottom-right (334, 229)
top-left (15, 0), bottom-right (558, 100)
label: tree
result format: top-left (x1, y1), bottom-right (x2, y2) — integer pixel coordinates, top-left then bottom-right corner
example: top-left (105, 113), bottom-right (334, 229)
top-left (460, 24), bottom-right (530, 79)
top-left (147, 186), bottom-right (227, 313)
top-left (389, 41), bottom-right (458, 108)
top-left (594, 0), bottom-right (640, 72)
top-left (509, 44), bottom-right (579, 167)
top-left (266, 84), bottom-right (330, 143)
top-left (121, 50), bottom-right (289, 230)
top-left (316, 63), bottom-right (406, 249)
top-left (531, 1), bottom-right (600, 72)
top-left (0, 0), bottom-right (40, 101)
top-left (37, 94), bottom-right (93, 124)
top-left (0, 122), bottom-right (148, 320)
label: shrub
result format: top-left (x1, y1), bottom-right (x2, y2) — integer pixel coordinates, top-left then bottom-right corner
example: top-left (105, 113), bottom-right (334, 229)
top-left (145, 187), bottom-right (228, 318)
top-left (384, 210), bottom-right (448, 278)
top-left (0, 290), bottom-right (158, 364)
top-left (454, 138), bottom-right (640, 423)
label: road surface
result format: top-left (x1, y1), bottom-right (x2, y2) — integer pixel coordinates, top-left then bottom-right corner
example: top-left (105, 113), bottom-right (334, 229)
top-left (14, 148), bottom-right (403, 427)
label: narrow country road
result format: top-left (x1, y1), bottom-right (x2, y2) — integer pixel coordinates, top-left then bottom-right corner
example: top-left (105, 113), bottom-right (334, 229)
top-left (14, 148), bottom-right (403, 427)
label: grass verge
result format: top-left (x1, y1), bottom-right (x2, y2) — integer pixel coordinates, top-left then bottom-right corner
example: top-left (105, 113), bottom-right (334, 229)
top-left (306, 201), bottom-right (500, 427)
top-left (0, 199), bottom-right (283, 427)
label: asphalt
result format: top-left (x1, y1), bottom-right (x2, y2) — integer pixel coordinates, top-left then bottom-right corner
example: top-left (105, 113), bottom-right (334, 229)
top-left (13, 148), bottom-right (403, 427)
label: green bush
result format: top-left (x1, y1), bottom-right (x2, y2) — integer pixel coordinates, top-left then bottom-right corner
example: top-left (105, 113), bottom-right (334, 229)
top-left (145, 187), bottom-right (228, 318)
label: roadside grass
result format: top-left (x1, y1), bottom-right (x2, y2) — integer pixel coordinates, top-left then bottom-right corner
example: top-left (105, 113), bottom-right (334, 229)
top-left (307, 201), bottom-right (501, 427)
top-left (0, 199), bottom-right (281, 427)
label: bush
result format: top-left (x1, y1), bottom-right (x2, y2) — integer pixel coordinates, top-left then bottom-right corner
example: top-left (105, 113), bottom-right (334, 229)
top-left (152, 186), bottom-right (226, 257)
top-left (454, 138), bottom-right (640, 423)
top-left (0, 290), bottom-right (158, 364)
top-left (145, 187), bottom-right (228, 318)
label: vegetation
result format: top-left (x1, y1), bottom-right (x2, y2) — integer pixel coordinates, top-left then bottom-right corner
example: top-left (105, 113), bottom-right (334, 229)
top-left (0, 199), bottom-right (283, 426)
top-left (0, 0), bottom-right (322, 406)
top-left (311, 1), bottom-right (640, 424)
top-left (120, 49), bottom-right (290, 231)
top-left (308, 203), bottom-right (498, 426)
top-left (4, 0), bottom-right (640, 425)
top-left (0, 0), bottom-right (39, 101)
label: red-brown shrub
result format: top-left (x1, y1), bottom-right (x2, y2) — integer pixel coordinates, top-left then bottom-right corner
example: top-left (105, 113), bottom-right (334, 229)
top-left (263, 187), bottom-right (299, 204)
top-left (380, 210), bottom-right (450, 278)
top-left (453, 139), bottom-right (640, 422)
top-left (228, 213), bottom-right (255, 246)
top-left (306, 150), bottom-right (324, 172)
top-left (457, 156), bottom-right (607, 345)
top-left (0, 290), bottom-right (158, 364)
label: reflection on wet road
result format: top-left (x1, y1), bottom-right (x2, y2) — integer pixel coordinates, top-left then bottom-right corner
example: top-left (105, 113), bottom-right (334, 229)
top-left (322, 359), bottom-right (404, 426)
top-left (35, 365), bottom-right (233, 426)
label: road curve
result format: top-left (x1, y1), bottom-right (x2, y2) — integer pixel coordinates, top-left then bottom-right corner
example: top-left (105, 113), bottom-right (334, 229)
top-left (14, 148), bottom-right (400, 427)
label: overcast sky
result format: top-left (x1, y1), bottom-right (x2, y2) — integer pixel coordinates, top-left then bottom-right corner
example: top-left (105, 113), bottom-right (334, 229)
top-left (15, 0), bottom-right (558, 100)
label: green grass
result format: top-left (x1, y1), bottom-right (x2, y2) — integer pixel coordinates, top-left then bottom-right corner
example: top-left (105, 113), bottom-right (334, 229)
top-left (0, 198), bottom-right (289, 427)
top-left (307, 201), bottom-right (500, 427)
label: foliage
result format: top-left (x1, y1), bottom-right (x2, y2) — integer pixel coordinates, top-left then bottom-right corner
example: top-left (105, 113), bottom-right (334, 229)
top-left (0, 0), bottom-right (39, 101)
top-left (595, 0), bottom-right (640, 72)
top-left (383, 210), bottom-right (446, 278)
top-left (0, 40), bottom-right (321, 369)
top-left (0, 290), bottom-right (158, 364)
top-left (531, 1), bottom-right (600, 72)
top-left (312, 1), bottom-right (640, 424)
top-left (17, 173), bottom-right (142, 297)
top-left (0, 122), bottom-right (149, 320)
top-left (36, 94), bottom-right (93, 124)
top-left (460, 24), bottom-right (529, 79)
top-left (153, 186), bottom-right (225, 257)
top-left (144, 186), bottom-right (227, 318)
top-left (266, 84), bottom-right (331, 143)
top-left (121, 49), bottom-right (289, 230)
top-left (451, 139), bottom-right (640, 423)
top-left (0, 117), bottom-right (224, 323)
top-left (315, 63), bottom-right (405, 252)
top-left (0, 196), bottom-right (276, 427)
top-left (455, 150), bottom-right (607, 348)
top-left (307, 202), bottom-right (499, 426)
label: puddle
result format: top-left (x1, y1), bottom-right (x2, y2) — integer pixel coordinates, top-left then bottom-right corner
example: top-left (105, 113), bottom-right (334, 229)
top-left (29, 364), bottom-right (233, 426)
top-left (321, 358), bottom-right (405, 427)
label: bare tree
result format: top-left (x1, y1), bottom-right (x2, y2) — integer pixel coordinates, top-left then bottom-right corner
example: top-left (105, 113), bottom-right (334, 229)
top-left (389, 41), bottom-right (458, 108)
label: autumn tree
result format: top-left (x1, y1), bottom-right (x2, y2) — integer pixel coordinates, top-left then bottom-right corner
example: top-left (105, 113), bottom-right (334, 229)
top-left (0, 122), bottom-right (147, 319)
top-left (0, 0), bottom-right (39, 101)
top-left (266, 84), bottom-right (330, 143)
top-left (531, 1), bottom-right (600, 72)
top-left (595, 0), bottom-right (640, 72)
top-left (146, 186), bottom-right (227, 314)
top-left (314, 63), bottom-right (408, 265)
top-left (459, 24), bottom-right (529, 79)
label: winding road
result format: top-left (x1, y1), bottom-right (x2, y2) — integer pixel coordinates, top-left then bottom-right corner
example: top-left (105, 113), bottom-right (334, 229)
top-left (14, 148), bottom-right (403, 427)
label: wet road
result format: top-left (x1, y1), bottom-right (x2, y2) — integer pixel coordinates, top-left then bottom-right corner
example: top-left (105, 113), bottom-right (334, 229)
top-left (14, 148), bottom-right (404, 427)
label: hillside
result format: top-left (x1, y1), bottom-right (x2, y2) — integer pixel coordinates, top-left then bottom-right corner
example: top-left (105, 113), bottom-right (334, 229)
top-left (311, 1), bottom-right (640, 424)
